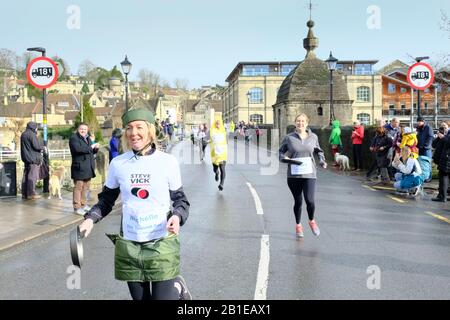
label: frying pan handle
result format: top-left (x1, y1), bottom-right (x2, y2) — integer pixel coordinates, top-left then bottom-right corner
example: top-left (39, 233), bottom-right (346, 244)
top-left (77, 226), bottom-right (86, 239)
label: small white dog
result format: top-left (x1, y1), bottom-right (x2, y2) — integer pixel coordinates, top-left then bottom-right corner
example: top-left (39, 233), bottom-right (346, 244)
top-left (335, 153), bottom-right (350, 171)
top-left (48, 166), bottom-right (66, 200)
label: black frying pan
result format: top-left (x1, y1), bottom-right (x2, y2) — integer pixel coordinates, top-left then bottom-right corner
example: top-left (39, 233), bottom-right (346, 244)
top-left (70, 226), bottom-right (86, 268)
top-left (281, 158), bottom-right (303, 166)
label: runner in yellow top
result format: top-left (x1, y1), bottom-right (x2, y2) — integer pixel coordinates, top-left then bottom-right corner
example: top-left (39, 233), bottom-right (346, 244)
top-left (208, 118), bottom-right (228, 191)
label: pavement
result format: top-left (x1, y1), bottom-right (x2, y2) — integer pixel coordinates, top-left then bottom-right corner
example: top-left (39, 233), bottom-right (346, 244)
top-left (0, 139), bottom-right (441, 253)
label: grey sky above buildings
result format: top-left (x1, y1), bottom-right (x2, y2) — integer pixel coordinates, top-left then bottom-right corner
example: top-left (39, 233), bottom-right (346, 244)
top-left (2, 0), bottom-right (449, 88)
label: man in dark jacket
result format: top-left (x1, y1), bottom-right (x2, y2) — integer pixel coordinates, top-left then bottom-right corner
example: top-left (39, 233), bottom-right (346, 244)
top-left (20, 121), bottom-right (44, 200)
top-left (69, 123), bottom-right (99, 215)
top-left (416, 116), bottom-right (434, 158)
top-left (432, 126), bottom-right (450, 202)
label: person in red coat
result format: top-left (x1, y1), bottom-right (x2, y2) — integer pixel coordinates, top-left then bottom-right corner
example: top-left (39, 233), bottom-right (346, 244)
top-left (351, 120), bottom-right (365, 171)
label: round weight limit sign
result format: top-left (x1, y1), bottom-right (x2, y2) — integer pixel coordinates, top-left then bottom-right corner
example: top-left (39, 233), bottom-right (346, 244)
top-left (26, 57), bottom-right (59, 89)
top-left (407, 62), bottom-right (435, 91)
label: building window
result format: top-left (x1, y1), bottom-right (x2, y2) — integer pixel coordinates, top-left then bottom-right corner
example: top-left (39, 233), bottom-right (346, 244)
top-left (424, 102), bottom-right (428, 110)
top-left (401, 104), bottom-right (406, 110)
top-left (92, 100), bottom-right (96, 106)
top-left (281, 64), bottom-right (297, 76)
top-left (400, 87), bottom-right (407, 93)
top-left (242, 65), bottom-right (269, 76)
top-left (356, 86), bottom-right (370, 102)
top-left (357, 113), bottom-right (370, 125)
top-left (248, 88), bottom-right (263, 104)
top-left (354, 64), bottom-right (373, 75)
top-left (389, 104), bottom-right (395, 116)
top-left (424, 88), bottom-right (430, 93)
top-left (250, 114), bottom-right (263, 124)
top-left (388, 83), bottom-right (396, 93)
top-left (317, 106), bottom-right (323, 116)
top-left (437, 103), bottom-right (440, 112)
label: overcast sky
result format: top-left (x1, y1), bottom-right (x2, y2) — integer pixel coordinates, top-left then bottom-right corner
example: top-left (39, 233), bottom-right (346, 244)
top-left (2, 0), bottom-right (449, 88)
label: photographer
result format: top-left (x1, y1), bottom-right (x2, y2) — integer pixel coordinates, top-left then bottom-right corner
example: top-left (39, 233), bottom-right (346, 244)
top-left (369, 127), bottom-right (391, 184)
top-left (432, 122), bottom-right (450, 202)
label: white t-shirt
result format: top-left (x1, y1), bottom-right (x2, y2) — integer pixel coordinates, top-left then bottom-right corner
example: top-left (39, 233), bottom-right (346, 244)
top-left (197, 131), bottom-right (206, 140)
top-left (106, 150), bottom-right (182, 242)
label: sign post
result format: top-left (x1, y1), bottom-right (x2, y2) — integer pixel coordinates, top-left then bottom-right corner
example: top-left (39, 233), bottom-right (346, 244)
top-left (26, 55), bottom-right (59, 194)
top-left (407, 62), bottom-right (434, 118)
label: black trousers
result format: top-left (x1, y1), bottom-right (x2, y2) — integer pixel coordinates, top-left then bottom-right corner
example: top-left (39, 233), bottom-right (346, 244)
top-left (21, 163), bottom-right (40, 198)
top-left (213, 161), bottom-right (226, 186)
top-left (127, 279), bottom-right (178, 300)
top-left (287, 178), bottom-right (316, 224)
top-left (352, 144), bottom-right (363, 169)
top-left (438, 171), bottom-right (450, 199)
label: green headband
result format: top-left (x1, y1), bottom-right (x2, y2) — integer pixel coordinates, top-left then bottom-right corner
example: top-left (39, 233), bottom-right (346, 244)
top-left (122, 108), bottom-right (155, 126)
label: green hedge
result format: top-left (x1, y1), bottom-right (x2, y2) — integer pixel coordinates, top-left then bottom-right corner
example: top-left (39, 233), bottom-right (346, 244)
top-left (309, 125), bottom-right (378, 170)
top-left (47, 126), bottom-right (74, 140)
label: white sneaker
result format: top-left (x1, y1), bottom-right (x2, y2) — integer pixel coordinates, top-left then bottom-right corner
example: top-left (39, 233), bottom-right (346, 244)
top-left (174, 275), bottom-right (192, 300)
top-left (74, 208), bottom-right (85, 216)
top-left (83, 205), bottom-right (91, 212)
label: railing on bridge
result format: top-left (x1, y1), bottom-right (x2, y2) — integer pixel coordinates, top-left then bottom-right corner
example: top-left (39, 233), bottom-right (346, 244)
top-left (0, 149), bottom-right (72, 162)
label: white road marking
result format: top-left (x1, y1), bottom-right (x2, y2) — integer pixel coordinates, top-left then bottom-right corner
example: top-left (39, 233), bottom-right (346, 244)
top-left (246, 182), bottom-right (264, 215)
top-left (246, 182), bottom-right (270, 300)
top-left (254, 234), bottom-right (270, 300)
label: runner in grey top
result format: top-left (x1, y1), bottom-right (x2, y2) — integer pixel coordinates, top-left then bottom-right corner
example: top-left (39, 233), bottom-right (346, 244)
top-left (279, 129), bottom-right (326, 179)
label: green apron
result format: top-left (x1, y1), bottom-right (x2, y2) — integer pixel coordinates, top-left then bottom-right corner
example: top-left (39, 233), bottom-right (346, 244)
top-left (106, 232), bottom-right (180, 282)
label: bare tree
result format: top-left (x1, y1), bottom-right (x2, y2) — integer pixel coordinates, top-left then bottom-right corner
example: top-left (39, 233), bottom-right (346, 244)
top-left (440, 10), bottom-right (450, 39)
top-left (138, 68), bottom-right (161, 96)
top-left (161, 79), bottom-right (170, 89)
top-left (78, 59), bottom-right (97, 77)
top-left (173, 78), bottom-right (189, 91)
top-left (8, 119), bottom-right (26, 147)
top-left (19, 51), bottom-right (37, 72)
top-left (0, 48), bottom-right (18, 70)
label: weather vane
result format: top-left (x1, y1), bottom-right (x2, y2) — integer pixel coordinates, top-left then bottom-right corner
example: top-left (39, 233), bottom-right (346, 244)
top-left (306, 0), bottom-right (317, 20)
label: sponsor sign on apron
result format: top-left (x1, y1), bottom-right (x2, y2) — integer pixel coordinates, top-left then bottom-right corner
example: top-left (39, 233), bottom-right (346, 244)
top-left (290, 157), bottom-right (313, 175)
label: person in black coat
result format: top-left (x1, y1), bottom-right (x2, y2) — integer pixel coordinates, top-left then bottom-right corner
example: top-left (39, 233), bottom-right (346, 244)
top-left (416, 117), bottom-right (434, 158)
top-left (370, 126), bottom-right (392, 184)
top-left (20, 121), bottom-right (44, 199)
top-left (432, 124), bottom-right (450, 202)
top-left (69, 123), bottom-right (99, 215)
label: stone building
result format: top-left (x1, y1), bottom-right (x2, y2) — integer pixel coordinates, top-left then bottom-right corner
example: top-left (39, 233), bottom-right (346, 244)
top-left (273, 19), bottom-right (353, 137)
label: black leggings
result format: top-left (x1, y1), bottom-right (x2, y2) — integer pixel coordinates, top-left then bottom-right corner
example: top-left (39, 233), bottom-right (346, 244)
top-left (287, 178), bottom-right (316, 224)
top-left (213, 161), bottom-right (226, 186)
top-left (352, 144), bottom-right (363, 169)
top-left (127, 280), bottom-right (179, 300)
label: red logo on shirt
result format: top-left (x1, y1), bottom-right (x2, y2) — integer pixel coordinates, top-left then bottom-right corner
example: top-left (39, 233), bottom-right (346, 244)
top-left (131, 187), bottom-right (149, 199)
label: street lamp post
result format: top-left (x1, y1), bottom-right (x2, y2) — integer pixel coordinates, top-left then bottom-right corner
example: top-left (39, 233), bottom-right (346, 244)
top-left (325, 51), bottom-right (338, 126)
top-left (246, 91), bottom-right (251, 124)
top-left (414, 56), bottom-right (430, 118)
top-left (120, 55), bottom-right (132, 113)
top-left (27, 47), bottom-right (49, 193)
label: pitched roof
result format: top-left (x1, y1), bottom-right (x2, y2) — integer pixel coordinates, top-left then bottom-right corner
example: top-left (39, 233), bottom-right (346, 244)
top-left (378, 60), bottom-right (410, 75)
top-left (183, 99), bottom-right (200, 113)
top-left (93, 107), bottom-right (113, 116)
top-left (0, 102), bottom-right (37, 118)
top-left (210, 100), bottom-right (222, 112)
top-left (64, 111), bottom-right (79, 121)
